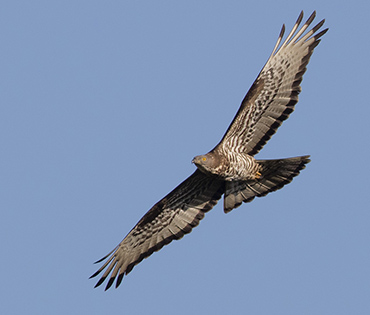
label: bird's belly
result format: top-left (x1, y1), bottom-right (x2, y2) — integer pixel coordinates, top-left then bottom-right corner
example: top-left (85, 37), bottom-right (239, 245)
top-left (218, 153), bottom-right (260, 181)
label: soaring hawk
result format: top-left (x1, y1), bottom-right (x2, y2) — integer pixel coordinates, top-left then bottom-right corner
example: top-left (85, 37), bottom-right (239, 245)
top-left (90, 11), bottom-right (327, 290)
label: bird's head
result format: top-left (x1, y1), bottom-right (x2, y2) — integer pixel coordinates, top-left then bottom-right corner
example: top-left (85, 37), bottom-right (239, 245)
top-left (192, 153), bottom-right (218, 174)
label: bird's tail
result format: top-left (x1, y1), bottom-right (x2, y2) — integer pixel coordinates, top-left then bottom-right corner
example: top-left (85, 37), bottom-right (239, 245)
top-left (223, 155), bottom-right (310, 213)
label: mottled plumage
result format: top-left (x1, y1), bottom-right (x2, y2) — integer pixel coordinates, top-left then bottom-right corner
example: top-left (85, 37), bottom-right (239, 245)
top-left (90, 11), bottom-right (327, 290)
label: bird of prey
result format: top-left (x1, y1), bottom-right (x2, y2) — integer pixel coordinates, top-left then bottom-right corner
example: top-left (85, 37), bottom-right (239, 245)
top-left (90, 11), bottom-right (327, 290)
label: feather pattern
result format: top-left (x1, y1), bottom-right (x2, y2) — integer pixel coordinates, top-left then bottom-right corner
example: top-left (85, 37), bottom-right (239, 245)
top-left (90, 170), bottom-right (224, 290)
top-left (223, 156), bottom-right (310, 212)
top-left (216, 11), bottom-right (328, 156)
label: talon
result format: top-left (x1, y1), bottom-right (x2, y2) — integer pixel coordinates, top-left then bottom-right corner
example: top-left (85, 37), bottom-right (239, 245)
top-left (255, 171), bottom-right (261, 179)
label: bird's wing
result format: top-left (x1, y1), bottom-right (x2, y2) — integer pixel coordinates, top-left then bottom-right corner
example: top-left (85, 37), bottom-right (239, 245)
top-left (90, 170), bottom-right (224, 290)
top-left (215, 11), bottom-right (327, 156)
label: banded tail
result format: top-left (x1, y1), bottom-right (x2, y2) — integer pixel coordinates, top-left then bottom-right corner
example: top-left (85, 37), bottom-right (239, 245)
top-left (223, 155), bottom-right (310, 213)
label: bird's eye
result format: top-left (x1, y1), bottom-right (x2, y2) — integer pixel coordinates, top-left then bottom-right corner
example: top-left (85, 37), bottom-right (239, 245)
top-left (202, 157), bottom-right (207, 161)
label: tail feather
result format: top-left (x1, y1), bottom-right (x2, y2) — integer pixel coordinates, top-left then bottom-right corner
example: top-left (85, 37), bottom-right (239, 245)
top-left (223, 155), bottom-right (310, 213)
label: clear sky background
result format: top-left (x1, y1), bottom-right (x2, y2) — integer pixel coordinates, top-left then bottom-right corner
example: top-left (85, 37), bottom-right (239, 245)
top-left (1, 1), bottom-right (369, 314)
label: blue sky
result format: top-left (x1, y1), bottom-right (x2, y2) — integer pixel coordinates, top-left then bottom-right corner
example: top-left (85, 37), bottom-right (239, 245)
top-left (1, 1), bottom-right (370, 314)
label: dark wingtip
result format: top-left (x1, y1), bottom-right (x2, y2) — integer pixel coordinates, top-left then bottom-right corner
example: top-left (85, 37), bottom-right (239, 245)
top-left (94, 276), bottom-right (106, 288)
top-left (116, 273), bottom-right (124, 288)
top-left (280, 23), bottom-right (286, 38)
top-left (296, 10), bottom-right (304, 25)
top-left (89, 269), bottom-right (101, 279)
top-left (299, 155), bottom-right (311, 169)
top-left (315, 28), bottom-right (329, 40)
top-left (307, 11), bottom-right (316, 24)
top-left (313, 19), bottom-right (325, 32)
top-left (105, 277), bottom-right (115, 291)
top-left (94, 254), bottom-right (110, 264)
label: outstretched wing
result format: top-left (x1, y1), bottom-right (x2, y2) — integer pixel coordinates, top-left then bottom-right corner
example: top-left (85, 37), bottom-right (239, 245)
top-left (90, 170), bottom-right (224, 290)
top-left (215, 11), bottom-right (328, 156)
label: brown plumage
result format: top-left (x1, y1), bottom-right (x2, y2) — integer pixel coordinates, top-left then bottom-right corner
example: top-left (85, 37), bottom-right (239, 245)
top-left (90, 11), bottom-right (327, 290)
